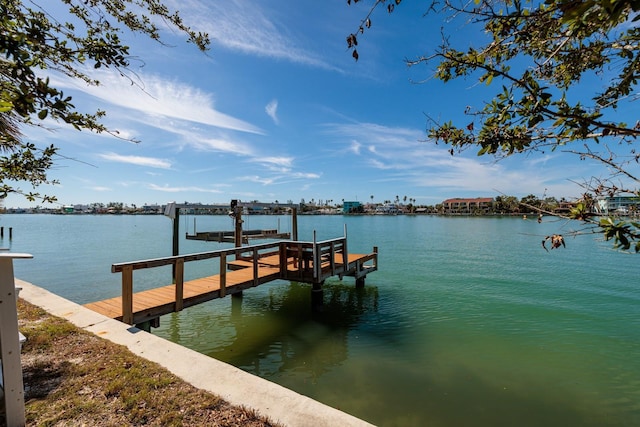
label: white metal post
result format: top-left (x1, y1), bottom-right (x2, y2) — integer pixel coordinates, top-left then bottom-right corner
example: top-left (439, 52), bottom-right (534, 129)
top-left (0, 252), bottom-right (32, 427)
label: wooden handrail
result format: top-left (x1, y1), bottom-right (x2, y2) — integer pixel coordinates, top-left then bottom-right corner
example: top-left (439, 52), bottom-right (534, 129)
top-left (309, 237), bottom-right (348, 281)
top-left (113, 242), bottom-right (282, 324)
top-left (111, 241), bottom-right (283, 272)
top-left (112, 237), bottom-right (352, 324)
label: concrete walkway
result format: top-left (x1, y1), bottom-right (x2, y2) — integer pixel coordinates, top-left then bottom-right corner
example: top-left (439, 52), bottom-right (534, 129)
top-left (17, 280), bottom-right (375, 427)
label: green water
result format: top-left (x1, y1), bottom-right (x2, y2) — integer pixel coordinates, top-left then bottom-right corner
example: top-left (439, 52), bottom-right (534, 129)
top-left (3, 214), bottom-right (640, 426)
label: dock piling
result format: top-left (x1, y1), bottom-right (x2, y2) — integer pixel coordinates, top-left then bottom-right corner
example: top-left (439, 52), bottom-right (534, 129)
top-left (311, 283), bottom-right (324, 313)
top-left (0, 227), bottom-right (11, 239)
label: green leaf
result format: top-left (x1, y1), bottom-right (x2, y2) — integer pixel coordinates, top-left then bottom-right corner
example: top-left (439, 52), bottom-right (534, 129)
top-left (485, 74), bottom-right (494, 85)
top-left (0, 101), bottom-right (13, 112)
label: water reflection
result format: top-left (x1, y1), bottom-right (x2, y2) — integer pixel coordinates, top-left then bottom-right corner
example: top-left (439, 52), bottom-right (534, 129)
top-left (161, 281), bottom-right (378, 381)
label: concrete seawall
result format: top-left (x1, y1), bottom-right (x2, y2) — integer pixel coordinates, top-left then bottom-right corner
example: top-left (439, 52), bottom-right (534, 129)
top-left (17, 279), bottom-right (375, 427)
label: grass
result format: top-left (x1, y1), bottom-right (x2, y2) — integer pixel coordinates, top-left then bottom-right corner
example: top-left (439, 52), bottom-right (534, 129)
top-left (12, 299), bottom-right (281, 427)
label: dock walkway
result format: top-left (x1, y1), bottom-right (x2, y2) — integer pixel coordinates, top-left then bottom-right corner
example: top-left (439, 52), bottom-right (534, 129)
top-left (84, 238), bottom-right (377, 326)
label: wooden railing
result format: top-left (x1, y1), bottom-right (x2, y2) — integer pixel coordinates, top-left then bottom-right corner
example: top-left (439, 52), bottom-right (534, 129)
top-left (112, 242), bottom-right (281, 325)
top-left (277, 236), bottom-right (350, 283)
top-left (111, 236), bottom-right (366, 325)
top-left (314, 237), bottom-right (349, 279)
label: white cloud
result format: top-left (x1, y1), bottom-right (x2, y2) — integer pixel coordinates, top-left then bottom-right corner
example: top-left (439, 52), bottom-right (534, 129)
top-left (265, 99), bottom-right (279, 125)
top-left (99, 152), bottom-right (172, 169)
top-left (322, 120), bottom-right (590, 198)
top-left (146, 119), bottom-right (255, 156)
top-left (239, 175), bottom-right (275, 185)
top-left (53, 70), bottom-right (264, 134)
top-left (253, 156), bottom-right (294, 168)
top-left (88, 186), bottom-right (112, 192)
top-left (349, 140), bottom-right (361, 155)
top-left (147, 184), bottom-right (223, 193)
top-left (238, 168), bottom-right (320, 187)
top-left (172, 0), bottom-right (339, 70)
top-left (291, 172), bottom-right (321, 179)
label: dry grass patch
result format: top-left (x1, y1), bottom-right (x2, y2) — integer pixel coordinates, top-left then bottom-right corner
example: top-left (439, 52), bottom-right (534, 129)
top-left (15, 299), bottom-right (281, 427)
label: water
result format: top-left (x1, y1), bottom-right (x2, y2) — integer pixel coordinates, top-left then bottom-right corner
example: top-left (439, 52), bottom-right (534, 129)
top-left (3, 213), bottom-right (639, 426)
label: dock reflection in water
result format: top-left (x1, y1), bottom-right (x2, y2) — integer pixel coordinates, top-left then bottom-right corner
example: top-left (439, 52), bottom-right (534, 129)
top-left (158, 280), bottom-right (378, 381)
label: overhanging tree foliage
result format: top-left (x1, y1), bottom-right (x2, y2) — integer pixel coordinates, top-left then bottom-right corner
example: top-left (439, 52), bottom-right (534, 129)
top-left (1, 0), bottom-right (210, 203)
top-left (347, 0), bottom-right (640, 251)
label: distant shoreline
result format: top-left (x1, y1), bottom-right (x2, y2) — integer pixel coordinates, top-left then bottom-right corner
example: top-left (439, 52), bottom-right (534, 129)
top-left (2, 210), bottom-right (636, 219)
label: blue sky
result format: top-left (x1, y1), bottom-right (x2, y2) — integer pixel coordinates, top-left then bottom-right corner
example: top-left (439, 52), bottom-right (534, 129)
top-left (5, 0), bottom-right (636, 208)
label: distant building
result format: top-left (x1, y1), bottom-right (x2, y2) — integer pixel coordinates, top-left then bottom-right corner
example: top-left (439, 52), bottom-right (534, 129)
top-left (442, 197), bottom-right (494, 214)
top-left (142, 204), bottom-right (163, 214)
top-left (343, 201), bottom-right (362, 214)
top-left (375, 203), bottom-right (399, 215)
top-left (594, 196), bottom-right (640, 215)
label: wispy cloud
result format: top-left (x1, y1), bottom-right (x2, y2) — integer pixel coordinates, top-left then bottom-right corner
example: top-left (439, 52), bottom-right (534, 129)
top-left (349, 140), bottom-right (362, 155)
top-left (53, 70), bottom-right (264, 134)
top-left (238, 168), bottom-right (321, 187)
top-left (147, 183), bottom-right (224, 193)
top-left (239, 175), bottom-right (276, 186)
top-left (170, 0), bottom-right (340, 70)
top-left (322, 120), bottom-right (586, 197)
top-left (265, 99), bottom-right (279, 125)
top-left (323, 121), bottom-right (426, 167)
top-left (291, 172), bottom-right (321, 179)
top-left (88, 186), bottom-right (112, 192)
top-left (251, 156), bottom-right (295, 170)
top-left (143, 119), bottom-right (256, 156)
top-left (99, 152), bottom-right (172, 169)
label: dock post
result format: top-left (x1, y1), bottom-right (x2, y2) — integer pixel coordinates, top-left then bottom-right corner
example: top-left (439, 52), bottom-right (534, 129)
top-left (291, 207), bottom-right (298, 241)
top-left (172, 207), bottom-right (180, 281)
top-left (220, 253), bottom-right (227, 298)
top-left (136, 321), bottom-right (151, 332)
top-left (135, 318), bottom-right (159, 332)
top-left (311, 282), bottom-right (324, 312)
top-left (174, 259), bottom-right (184, 311)
top-left (232, 201), bottom-right (243, 299)
top-left (122, 265), bottom-right (134, 325)
top-left (231, 293), bottom-right (243, 317)
top-left (233, 201), bottom-right (243, 248)
top-left (355, 277), bottom-right (365, 288)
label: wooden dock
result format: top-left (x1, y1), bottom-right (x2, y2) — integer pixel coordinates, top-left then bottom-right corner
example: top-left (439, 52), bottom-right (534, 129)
top-left (84, 237), bottom-right (378, 327)
top-left (185, 228), bottom-right (290, 243)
